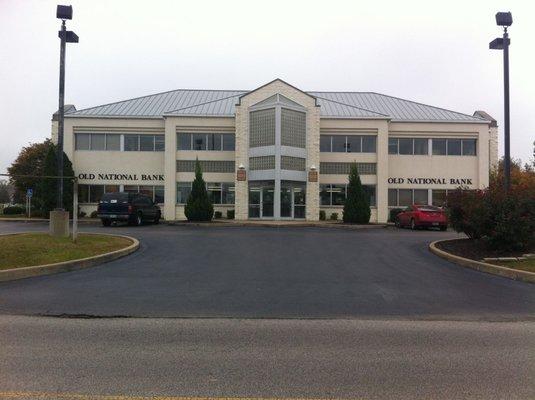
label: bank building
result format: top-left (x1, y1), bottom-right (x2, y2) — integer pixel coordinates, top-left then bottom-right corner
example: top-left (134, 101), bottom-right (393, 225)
top-left (52, 79), bottom-right (498, 223)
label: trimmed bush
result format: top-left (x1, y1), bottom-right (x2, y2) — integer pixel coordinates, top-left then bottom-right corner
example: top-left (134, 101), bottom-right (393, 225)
top-left (389, 208), bottom-right (404, 223)
top-left (330, 212), bottom-right (338, 220)
top-left (214, 211), bottom-right (222, 219)
top-left (90, 210), bottom-right (98, 218)
top-left (2, 205), bottom-right (25, 215)
top-left (447, 189), bottom-right (488, 239)
top-left (227, 209), bottom-right (235, 219)
top-left (343, 163), bottom-right (371, 223)
top-left (319, 210), bottom-right (326, 221)
top-left (184, 159), bottom-right (214, 222)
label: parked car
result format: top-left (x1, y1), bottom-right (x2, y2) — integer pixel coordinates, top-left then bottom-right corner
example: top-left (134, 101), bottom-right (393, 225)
top-left (395, 205), bottom-right (447, 231)
top-left (97, 192), bottom-right (161, 227)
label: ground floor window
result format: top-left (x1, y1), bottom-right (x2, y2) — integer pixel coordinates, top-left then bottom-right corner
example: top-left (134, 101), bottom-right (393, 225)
top-left (388, 188), bottom-right (429, 207)
top-left (320, 184), bottom-right (376, 207)
top-left (176, 182), bottom-right (234, 204)
top-left (431, 189), bottom-right (449, 206)
top-left (78, 184), bottom-right (163, 204)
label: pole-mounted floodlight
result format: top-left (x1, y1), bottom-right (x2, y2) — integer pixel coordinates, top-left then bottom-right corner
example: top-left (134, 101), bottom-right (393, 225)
top-left (489, 11), bottom-right (512, 192)
top-left (55, 5), bottom-right (78, 210)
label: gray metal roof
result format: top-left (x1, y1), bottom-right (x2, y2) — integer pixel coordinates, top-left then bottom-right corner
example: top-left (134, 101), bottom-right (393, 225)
top-left (67, 87), bottom-right (488, 123)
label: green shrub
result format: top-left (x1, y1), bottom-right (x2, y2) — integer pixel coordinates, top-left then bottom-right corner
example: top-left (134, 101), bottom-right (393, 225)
top-left (330, 212), bottom-right (338, 220)
top-left (184, 159), bottom-right (213, 221)
top-left (214, 211), bottom-right (222, 219)
top-left (389, 208), bottom-right (404, 223)
top-left (319, 210), bottom-right (326, 220)
top-left (78, 211), bottom-right (87, 218)
top-left (227, 209), bottom-right (235, 219)
top-left (447, 189), bottom-right (489, 239)
top-left (2, 205), bottom-right (25, 215)
top-left (343, 163), bottom-right (371, 223)
top-left (90, 210), bottom-right (98, 218)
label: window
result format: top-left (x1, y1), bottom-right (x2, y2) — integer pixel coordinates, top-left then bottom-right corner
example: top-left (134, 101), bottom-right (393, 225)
top-left (250, 108), bottom-right (276, 147)
top-left (90, 135), bottom-right (105, 150)
top-left (321, 135), bottom-right (376, 153)
top-left (139, 185), bottom-right (154, 200)
top-left (178, 133), bottom-right (192, 150)
top-left (346, 136), bottom-right (361, 153)
top-left (155, 135), bottom-right (165, 151)
top-left (432, 189), bottom-right (447, 206)
top-left (222, 183), bottom-right (235, 204)
top-left (389, 188), bottom-right (431, 207)
top-left (140, 135), bottom-right (155, 151)
top-left (222, 134), bottom-right (235, 151)
top-left (154, 186), bottom-right (164, 203)
top-left (319, 184), bottom-right (376, 207)
top-left (447, 139), bottom-right (462, 155)
top-left (413, 138), bottom-right (428, 155)
top-left (432, 139), bottom-right (446, 155)
top-left (413, 189), bottom-right (428, 205)
top-left (192, 133), bottom-right (206, 150)
top-left (177, 183), bottom-right (191, 204)
top-left (250, 156), bottom-right (275, 171)
top-left (124, 135), bottom-right (139, 151)
top-left (462, 139), bottom-right (477, 156)
top-left (75, 133), bottom-right (90, 150)
top-left (332, 135), bottom-right (346, 152)
top-left (106, 134), bottom-right (120, 150)
top-left (320, 136), bottom-right (331, 152)
top-left (388, 138), bottom-right (398, 154)
top-left (176, 160), bottom-right (235, 173)
top-left (281, 108), bottom-right (306, 148)
top-left (207, 182), bottom-right (222, 204)
top-left (362, 136), bottom-right (377, 153)
top-left (398, 138), bottom-right (413, 155)
top-left (280, 156), bottom-right (306, 171)
top-left (320, 162), bottom-right (376, 175)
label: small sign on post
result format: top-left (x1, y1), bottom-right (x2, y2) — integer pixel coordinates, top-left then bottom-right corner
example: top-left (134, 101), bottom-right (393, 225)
top-left (26, 188), bottom-right (33, 219)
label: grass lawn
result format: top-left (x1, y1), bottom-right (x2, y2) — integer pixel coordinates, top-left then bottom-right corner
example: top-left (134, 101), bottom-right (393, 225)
top-left (492, 258), bottom-right (535, 274)
top-left (0, 233), bottom-right (132, 270)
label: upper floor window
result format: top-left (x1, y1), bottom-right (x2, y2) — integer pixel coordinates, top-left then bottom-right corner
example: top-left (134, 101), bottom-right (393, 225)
top-left (75, 133), bottom-right (120, 151)
top-left (75, 133), bottom-right (164, 151)
top-left (250, 108), bottom-right (276, 148)
top-left (320, 135), bottom-right (376, 153)
top-left (432, 138), bottom-right (476, 156)
top-left (177, 133), bottom-right (235, 151)
top-left (388, 138), bottom-right (428, 155)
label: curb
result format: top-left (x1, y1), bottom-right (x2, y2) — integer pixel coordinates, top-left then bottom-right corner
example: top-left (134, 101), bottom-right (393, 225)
top-left (429, 239), bottom-right (535, 284)
top-left (0, 233), bottom-right (139, 283)
top-left (166, 221), bottom-right (387, 229)
top-left (0, 218), bottom-right (100, 224)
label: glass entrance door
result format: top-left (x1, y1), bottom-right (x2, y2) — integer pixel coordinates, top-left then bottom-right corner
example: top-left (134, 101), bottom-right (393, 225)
top-left (280, 181), bottom-right (306, 219)
top-left (249, 181), bottom-right (275, 218)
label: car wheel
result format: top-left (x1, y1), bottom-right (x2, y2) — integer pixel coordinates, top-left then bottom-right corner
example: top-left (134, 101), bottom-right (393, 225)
top-left (410, 218), bottom-right (416, 230)
top-left (394, 218), bottom-right (401, 228)
top-left (136, 213), bottom-right (143, 226)
top-left (101, 219), bottom-right (111, 227)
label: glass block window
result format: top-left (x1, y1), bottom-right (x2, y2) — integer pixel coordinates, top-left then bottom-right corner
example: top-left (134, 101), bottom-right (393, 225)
top-left (249, 156), bottom-right (275, 170)
top-left (281, 156), bottom-right (305, 171)
top-left (250, 108), bottom-right (276, 147)
top-left (176, 160), bottom-right (235, 173)
top-left (319, 162), bottom-right (376, 175)
top-left (281, 108), bottom-right (306, 148)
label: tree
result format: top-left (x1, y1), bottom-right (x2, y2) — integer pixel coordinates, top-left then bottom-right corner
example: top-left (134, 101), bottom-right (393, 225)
top-left (184, 159), bottom-right (213, 221)
top-left (0, 180), bottom-right (11, 204)
top-left (490, 157), bottom-right (535, 197)
top-left (343, 163), bottom-right (371, 224)
top-left (7, 140), bottom-right (52, 203)
top-left (7, 140), bottom-right (75, 215)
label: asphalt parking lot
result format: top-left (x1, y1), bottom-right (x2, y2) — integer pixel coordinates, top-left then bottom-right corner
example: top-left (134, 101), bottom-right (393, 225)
top-left (0, 221), bottom-right (534, 320)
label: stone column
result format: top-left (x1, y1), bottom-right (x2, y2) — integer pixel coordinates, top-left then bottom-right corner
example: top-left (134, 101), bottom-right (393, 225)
top-left (163, 117), bottom-right (177, 221)
top-left (375, 121), bottom-right (390, 223)
top-left (234, 106), bottom-right (249, 220)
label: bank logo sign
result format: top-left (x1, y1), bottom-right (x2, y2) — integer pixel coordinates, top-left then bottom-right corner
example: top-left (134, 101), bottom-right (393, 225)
top-left (388, 177), bottom-right (473, 185)
top-left (78, 173), bottom-right (164, 181)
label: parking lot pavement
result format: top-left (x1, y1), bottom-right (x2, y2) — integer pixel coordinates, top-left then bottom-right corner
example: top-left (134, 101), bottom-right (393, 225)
top-left (0, 221), bottom-right (534, 320)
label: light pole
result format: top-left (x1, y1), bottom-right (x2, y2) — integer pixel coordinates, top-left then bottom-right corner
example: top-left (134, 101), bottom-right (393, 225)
top-left (56, 5), bottom-right (78, 209)
top-left (489, 11), bottom-right (512, 192)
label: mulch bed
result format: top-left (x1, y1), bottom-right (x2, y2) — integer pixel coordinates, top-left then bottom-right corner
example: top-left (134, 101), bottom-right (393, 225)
top-left (436, 238), bottom-right (534, 261)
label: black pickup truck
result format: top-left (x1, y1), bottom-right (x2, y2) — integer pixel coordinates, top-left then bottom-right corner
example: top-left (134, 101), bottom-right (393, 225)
top-left (97, 192), bottom-right (161, 227)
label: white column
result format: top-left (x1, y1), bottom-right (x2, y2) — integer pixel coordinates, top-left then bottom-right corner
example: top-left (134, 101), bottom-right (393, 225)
top-left (163, 117), bottom-right (177, 221)
top-left (376, 121), bottom-right (390, 223)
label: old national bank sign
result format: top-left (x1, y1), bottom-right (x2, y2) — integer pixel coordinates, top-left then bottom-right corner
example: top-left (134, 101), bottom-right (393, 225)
top-left (52, 79), bottom-right (498, 222)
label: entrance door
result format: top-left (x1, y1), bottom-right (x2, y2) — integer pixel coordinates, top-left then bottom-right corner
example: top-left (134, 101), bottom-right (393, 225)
top-left (280, 181), bottom-right (306, 219)
top-left (293, 185), bottom-right (306, 219)
top-left (280, 186), bottom-right (292, 218)
top-left (248, 182), bottom-right (275, 218)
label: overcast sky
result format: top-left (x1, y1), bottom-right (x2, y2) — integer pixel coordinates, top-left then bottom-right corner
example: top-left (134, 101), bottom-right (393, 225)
top-left (1, 0), bottom-right (534, 173)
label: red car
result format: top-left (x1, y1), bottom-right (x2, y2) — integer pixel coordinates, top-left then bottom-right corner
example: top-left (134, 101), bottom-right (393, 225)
top-left (395, 205), bottom-right (447, 231)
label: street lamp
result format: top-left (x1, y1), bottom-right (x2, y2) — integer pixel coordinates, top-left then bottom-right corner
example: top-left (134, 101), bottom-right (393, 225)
top-left (489, 11), bottom-right (512, 191)
top-left (56, 5), bottom-right (78, 209)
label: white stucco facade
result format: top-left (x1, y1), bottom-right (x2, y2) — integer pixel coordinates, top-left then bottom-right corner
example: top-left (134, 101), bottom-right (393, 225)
top-left (53, 79), bottom-right (497, 223)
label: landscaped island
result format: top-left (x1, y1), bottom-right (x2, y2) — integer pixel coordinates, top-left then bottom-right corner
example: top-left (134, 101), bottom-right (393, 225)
top-left (0, 233), bottom-right (133, 270)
